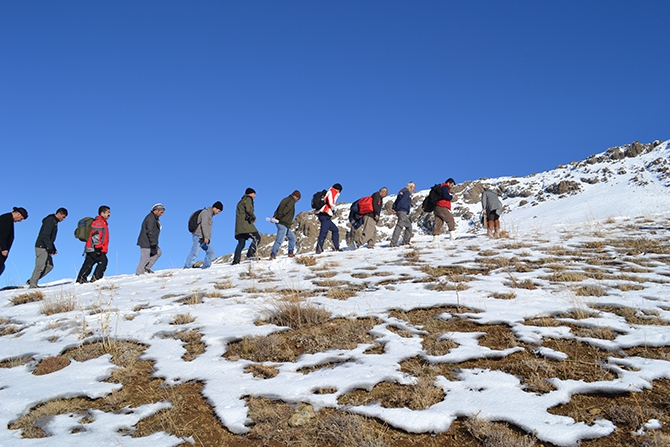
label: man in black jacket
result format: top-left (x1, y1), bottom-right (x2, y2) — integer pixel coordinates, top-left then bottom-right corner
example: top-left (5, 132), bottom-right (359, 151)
top-left (28, 208), bottom-right (67, 288)
top-left (0, 207), bottom-right (28, 277)
top-left (136, 203), bottom-right (165, 274)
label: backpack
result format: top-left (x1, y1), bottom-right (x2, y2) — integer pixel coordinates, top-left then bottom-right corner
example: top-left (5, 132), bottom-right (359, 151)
top-left (358, 196), bottom-right (373, 215)
top-left (311, 189), bottom-right (327, 210)
top-left (422, 184), bottom-right (444, 213)
top-left (74, 217), bottom-right (94, 242)
top-left (348, 200), bottom-right (364, 229)
top-left (188, 209), bottom-right (203, 233)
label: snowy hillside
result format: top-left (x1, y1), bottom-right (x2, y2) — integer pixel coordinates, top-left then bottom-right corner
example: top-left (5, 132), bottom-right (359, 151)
top-left (1, 140), bottom-right (669, 447)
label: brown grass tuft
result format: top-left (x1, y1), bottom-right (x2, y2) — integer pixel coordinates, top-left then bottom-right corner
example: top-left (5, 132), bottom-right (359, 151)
top-left (33, 356), bottom-right (70, 375)
top-left (10, 290), bottom-right (45, 305)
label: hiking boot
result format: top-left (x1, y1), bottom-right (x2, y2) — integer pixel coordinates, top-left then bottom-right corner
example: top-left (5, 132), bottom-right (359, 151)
top-left (144, 267), bottom-right (154, 274)
top-left (231, 260), bottom-right (240, 265)
top-left (269, 255), bottom-right (276, 261)
top-left (288, 253), bottom-right (295, 258)
top-left (315, 247), bottom-right (323, 255)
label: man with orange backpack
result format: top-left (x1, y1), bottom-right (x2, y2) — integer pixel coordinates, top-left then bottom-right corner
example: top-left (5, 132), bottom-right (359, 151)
top-left (76, 205), bottom-right (111, 284)
top-left (354, 187), bottom-right (388, 249)
top-left (433, 178), bottom-right (457, 242)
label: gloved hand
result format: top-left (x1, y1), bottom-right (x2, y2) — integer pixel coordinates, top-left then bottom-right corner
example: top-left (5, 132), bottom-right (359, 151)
top-left (150, 245), bottom-right (158, 257)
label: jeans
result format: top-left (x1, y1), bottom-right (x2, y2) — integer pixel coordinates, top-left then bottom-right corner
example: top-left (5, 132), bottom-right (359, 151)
top-left (316, 213), bottom-right (339, 253)
top-left (270, 223), bottom-right (296, 257)
top-left (233, 232), bottom-right (260, 263)
top-left (184, 233), bottom-right (215, 269)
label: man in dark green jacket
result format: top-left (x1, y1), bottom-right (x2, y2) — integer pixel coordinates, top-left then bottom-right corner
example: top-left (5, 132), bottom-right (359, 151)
top-left (28, 208), bottom-right (67, 287)
top-left (136, 203), bottom-right (164, 274)
top-left (269, 190), bottom-right (301, 260)
top-left (233, 188), bottom-right (260, 265)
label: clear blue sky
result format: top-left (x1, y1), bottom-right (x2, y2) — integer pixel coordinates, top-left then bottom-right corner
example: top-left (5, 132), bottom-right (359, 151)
top-left (1, 1), bottom-right (667, 286)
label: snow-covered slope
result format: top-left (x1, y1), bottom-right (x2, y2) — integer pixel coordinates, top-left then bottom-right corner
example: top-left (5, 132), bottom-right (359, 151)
top-left (1, 139), bottom-right (669, 446)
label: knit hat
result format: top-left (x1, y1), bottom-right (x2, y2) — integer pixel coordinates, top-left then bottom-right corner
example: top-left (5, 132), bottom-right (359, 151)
top-left (13, 207), bottom-right (28, 219)
top-left (245, 188), bottom-right (256, 195)
top-left (292, 190), bottom-right (301, 200)
top-left (333, 183), bottom-right (342, 191)
top-left (212, 201), bottom-right (224, 211)
top-left (152, 203), bottom-right (165, 211)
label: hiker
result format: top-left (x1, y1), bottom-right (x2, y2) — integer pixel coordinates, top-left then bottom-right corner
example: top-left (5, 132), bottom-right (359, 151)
top-left (433, 178), bottom-right (457, 242)
top-left (233, 189), bottom-right (260, 265)
top-left (0, 207), bottom-right (28, 277)
top-left (481, 188), bottom-right (503, 237)
top-left (136, 203), bottom-right (165, 275)
top-left (28, 208), bottom-right (67, 287)
top-left (390, 182), bottom-right (416, 247)
top-left (354, 187), bottom-right (388, 249)
top-left (76, 206), bottom-right (111, 283)
top-left (269, 190), bottom-right (301, 260)
top-left (184, 201), bottom-right (223, 269)
top-left (315, 183), bottom-right (342, 254)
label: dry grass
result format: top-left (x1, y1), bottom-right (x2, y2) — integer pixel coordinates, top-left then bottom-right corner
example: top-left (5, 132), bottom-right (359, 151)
top-left (465, 416), bottom-right (537, 447)
top-left (213, 279), bottom-right (234, 289)
top-left (489, 291), bottom-right (517, 300)
top-left (170, 313), bottom-right (195, 325)
top-left (39, 293), bottom-right (77, 315)
top-left (295, 255), bottom-right (317, 266)
top-left (33, 356), bottom-right (70, 375)
top-left (10, 291), bottom-right (45, 305)
top-left (574, 284), bottom-right (607, 297)
top-left (266, 300), bottom-right (331, 329)
top-left (339, 377), bottom-right (445, 411)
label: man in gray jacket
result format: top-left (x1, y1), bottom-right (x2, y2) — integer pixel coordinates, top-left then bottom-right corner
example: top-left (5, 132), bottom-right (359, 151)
top-left (28, 208), bottom-right (67, 287)
top-left (136, 203), bottom-right (165, 275)
top-left (184, 201), bottom-right (223, 269)
top-left (481, 188), bottom-right (503, 237)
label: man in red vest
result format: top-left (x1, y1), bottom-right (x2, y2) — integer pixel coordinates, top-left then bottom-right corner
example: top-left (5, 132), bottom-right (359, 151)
top-left (77, 205), bottom-right (111, 283)
top-left (433, 178), bottom-right (457, 242)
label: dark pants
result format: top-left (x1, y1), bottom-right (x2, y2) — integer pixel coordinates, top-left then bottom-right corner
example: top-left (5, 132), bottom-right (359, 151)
top-left (77, 251), bottom-right (108, 282)
top-left (316, 213), bottom-right (339, 253)
top-left (233, 232), bottom-right (260, 263)
top-left (0, 254), bottom-right (6, 276)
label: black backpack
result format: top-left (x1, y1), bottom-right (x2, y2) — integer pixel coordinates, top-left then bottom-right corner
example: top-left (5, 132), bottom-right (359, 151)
top-left (422, 184), bottom-right (444, 213)
top-left (348, 200), bottom-right (364, 229)
top-left (311, 189), bottom-right (327, 210)
top-left (188, 209), bottom-right (203, 233)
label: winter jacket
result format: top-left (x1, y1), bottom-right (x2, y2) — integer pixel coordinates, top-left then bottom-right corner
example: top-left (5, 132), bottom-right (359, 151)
top-left (273, 195), bottom-right (296, 228)
top-left (392, 187), bottom-right (412, 214)
top-left (137, 211), bottom-right (162, 248)
top-left (235, 195), bottom-right (258, 236)
top-left (194, 207), bottom-right (216, 240)
top-left (436, 183), bottom-right (454, 210)
top-left (85, 215), bottom-right (110, 254)
top-left (318, 187), bottom-right (340, 216)
top-left (35, 214), bottom-right (59, 254)
top-left (481, 189), bottom-right (503, 216)
top-left (0, 213), bottom-right (15, 254)
top-left (370, 191), bottom-right (384, 219)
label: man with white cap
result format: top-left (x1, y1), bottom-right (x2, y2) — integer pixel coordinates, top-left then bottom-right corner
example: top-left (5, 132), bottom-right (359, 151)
top-left (136, 203), bottom-right (165, 275)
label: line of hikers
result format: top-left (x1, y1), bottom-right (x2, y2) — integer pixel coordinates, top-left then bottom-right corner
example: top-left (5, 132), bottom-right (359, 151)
top-left (0, 179), bottom-right (503, 287)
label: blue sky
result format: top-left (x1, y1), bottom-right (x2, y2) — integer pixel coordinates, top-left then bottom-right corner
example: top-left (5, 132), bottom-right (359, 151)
top-left (1, 1), bottom-right (667, 286)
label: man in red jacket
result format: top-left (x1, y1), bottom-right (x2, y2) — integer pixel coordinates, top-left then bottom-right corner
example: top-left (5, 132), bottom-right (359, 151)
top-left (77, 206), bottom-right (111, 283)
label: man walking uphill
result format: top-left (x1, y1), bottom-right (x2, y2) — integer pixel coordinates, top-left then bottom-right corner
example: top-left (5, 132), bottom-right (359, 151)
top-left (184, 201), bottom-right (223, 269)
top-left (315, 183), bottom-right (342, 254)
top-left (269, 190), bottom-right (301, 260)
top-left (77, 206), bottom-right (111, 284)
top-left (28, 207), bottom-right (67, 287)
top-left (136, 203), bottom-right (165, 275)
top-left (354, 187), bottom-right (388, 249)
top-left (390, 182), bottom-right (415, 247)
top-left (433, 178), bottom-right (457, 242)
top-left (233, 188), bottom-right (260, 265)
top-left (0, 207), bottom-right (28, 277)
top-left (481, 188), bottom-right (503, 238)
